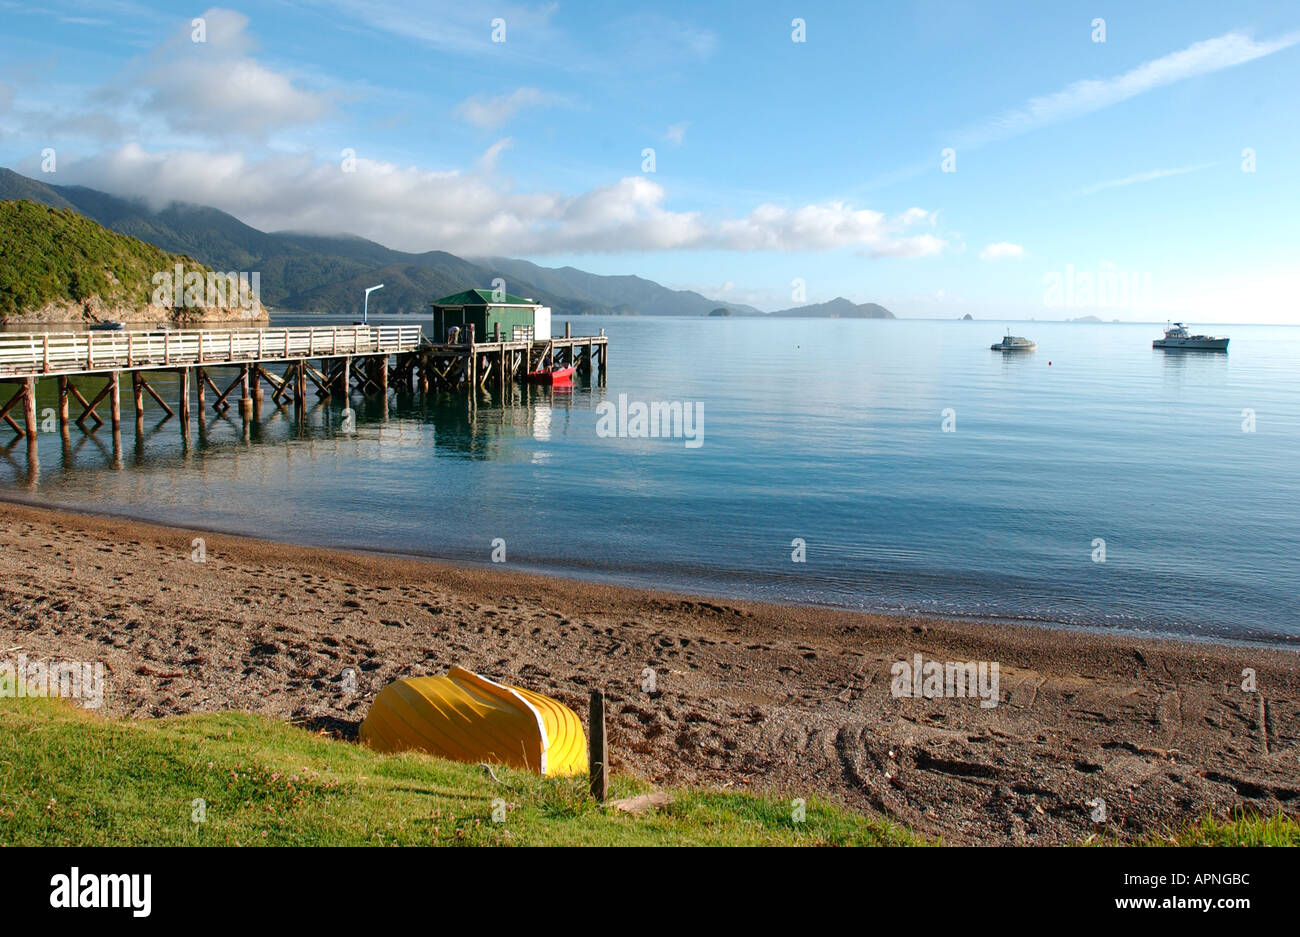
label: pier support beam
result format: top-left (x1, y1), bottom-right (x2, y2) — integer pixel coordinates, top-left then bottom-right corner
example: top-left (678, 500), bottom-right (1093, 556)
top-left (196, 367), bottom-right (207, 413)
top-left (133, 372), bottom-right (145, 432)
top-left (109, 372), bottom-right (121, 434)
top-left (179, 368), bottom-right (191, 429)
top-left (57, 377), bottom-right (69, 430)
top-left (1, 384), bottom-right (24, 436)
top-left (239, 364), bottom-right (252, 420)
top-left (74, 380), bottom-right (105, 431)
top-left (22, 377), bottom-right (37, 444)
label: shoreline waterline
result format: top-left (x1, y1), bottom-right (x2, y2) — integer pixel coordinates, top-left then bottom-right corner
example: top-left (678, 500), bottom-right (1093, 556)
top-left (4, 493), bottom-right (1294, 653)
top-left (2, 498), bottom-right (1296, 846)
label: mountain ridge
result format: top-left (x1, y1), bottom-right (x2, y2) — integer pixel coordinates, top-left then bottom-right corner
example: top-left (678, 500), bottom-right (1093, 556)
top-left (0, 168), bottom-right (894, 320)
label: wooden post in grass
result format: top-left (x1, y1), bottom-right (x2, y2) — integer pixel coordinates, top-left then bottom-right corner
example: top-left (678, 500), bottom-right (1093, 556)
top-left (588, 688), bottom-right (608, 803)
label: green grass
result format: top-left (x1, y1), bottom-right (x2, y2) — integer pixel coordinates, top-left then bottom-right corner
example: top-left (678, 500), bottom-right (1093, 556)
top-left (0, 200), bottom-right (207, 318)
top-left (6, 698), bottom-right (1291, 846)
top-left (0, 698), bottom-right (920, 846)
top-left (1144, 810), bottom-right (1300, 847)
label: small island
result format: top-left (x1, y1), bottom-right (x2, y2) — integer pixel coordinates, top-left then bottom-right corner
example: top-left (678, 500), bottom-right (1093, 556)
top-left (769, 297), bottom-right (894, 319)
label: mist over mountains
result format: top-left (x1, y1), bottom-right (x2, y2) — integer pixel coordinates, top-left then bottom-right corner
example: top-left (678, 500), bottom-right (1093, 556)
top-left (0, 168), bottom-right (892, 320)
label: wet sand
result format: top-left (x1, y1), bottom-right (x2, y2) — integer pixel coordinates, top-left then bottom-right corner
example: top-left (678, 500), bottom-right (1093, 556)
top-left (1, 500), bottom-right (1296, 844)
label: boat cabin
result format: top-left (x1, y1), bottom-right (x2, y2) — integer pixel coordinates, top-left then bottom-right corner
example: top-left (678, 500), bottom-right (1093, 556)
top-left (430, 289), bottom-right (552, 345)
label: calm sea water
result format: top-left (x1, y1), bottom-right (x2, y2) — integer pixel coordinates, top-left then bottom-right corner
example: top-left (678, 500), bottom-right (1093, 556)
top-left (3, 316), bottom-right (1298, 647)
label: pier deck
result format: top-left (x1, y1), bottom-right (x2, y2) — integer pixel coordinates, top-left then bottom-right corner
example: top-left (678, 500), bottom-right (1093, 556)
top-left (0, 323), bottom-right (607, 446)
top-left (0, 324), bottom-right (421, 378)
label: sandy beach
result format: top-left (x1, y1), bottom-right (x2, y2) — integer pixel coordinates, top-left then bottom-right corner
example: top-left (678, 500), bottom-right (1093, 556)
top-left (1, 499), bottom-right (1296, 845)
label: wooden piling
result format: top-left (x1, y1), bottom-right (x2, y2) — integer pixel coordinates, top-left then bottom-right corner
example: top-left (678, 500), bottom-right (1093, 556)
top-left (179, 368), bottom-right (191, 428)
top-left (22, 377), bottom-right (37, 443)
top-left (239, 364), bottom-right (252, 419)
top-left (57, 376), bottom-right (69, 429)
top-left (196, 367), bottom-right (206, 412)
top-left (109, 372), bottom-right (121, 433)
top-left (133, 372), bottom-right (145, 427)
top-left (588, 689), bottom-right (608, 803)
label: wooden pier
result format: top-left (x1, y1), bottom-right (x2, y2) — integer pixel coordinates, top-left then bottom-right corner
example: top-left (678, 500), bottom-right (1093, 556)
top-left (0, 322), bottom-right (607, 446)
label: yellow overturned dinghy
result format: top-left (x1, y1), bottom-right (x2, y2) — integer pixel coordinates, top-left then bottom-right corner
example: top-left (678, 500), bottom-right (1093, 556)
top-left (360, 667), bottom-right (587, 777)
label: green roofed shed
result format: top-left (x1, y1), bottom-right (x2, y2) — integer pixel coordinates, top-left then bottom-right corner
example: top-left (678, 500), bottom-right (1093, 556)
top-left (430, 289), bottom-right (551, 343)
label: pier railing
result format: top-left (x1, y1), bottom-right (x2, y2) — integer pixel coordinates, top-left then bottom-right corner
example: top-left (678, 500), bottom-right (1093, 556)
top-left (0, 325), bottom-right (423, 378)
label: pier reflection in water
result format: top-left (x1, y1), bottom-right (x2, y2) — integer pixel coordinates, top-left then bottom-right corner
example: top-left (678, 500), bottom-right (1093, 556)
top-left (0, 364), bottom-right (599, 512)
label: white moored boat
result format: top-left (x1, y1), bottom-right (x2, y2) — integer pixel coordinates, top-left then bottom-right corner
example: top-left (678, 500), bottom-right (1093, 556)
top-left (1153, 322), bottom-right (1228, 351)
top-left (991, 330), bottom-right (1036, 352)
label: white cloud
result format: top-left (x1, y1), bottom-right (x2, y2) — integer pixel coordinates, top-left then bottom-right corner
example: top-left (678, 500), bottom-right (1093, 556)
top-left (665, 122), bottom-right (688, 144)
top-left (1072, 162), bottom-right (1217, 197)
top-left (55, 144), bottom-right (948, 258)
top-left (456, 87), bottom-right (565, 129)
top-left (979, 242), bottom-right (1024, 261)
top-left (957, 31), bottom-right (1300, 148)
top-left (136, 8), bottom-right (331, 138)
top-left (716, 202), bottom-right (945, 256)
top-left (872, 234), bottom-right (946, 259)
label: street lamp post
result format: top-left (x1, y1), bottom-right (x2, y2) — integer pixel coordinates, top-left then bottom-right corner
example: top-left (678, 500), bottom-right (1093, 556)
top-left (363, 284), bottom-right (384, 325)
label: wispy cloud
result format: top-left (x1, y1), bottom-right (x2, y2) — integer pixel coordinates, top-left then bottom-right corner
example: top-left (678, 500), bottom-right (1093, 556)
top-left (664, 122), bottom-right (688, 145)
top-left (956, 31), bottom-right (1300, 148)
top-left (456, 87), bottom-right (566, 129)
top-left (1071, 162), bottom-right (1218, 198)
top-left (979, 242), bottom-right (1024, 261)
top-left (305, 0), bottom-right (562, 56)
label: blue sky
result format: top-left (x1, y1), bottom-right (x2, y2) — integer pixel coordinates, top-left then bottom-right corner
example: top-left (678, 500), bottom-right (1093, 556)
top-left (1, 0), bottom-right (1297, 321)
